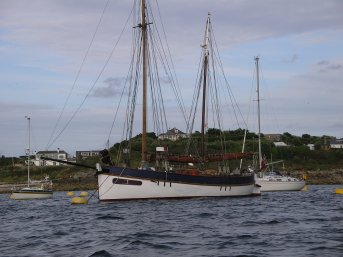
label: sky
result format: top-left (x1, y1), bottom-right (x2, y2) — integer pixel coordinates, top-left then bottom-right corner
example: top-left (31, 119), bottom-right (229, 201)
top-left (1, 0), bottom-right (343, 157)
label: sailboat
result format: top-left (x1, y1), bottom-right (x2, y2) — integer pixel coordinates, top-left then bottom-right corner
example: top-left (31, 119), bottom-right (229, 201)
top-left (95, 1), bottom-right (258, 201)
top-left (253, 57), bottom-right (305, 192)
top-left (10, 116), bottom-right (53, 200)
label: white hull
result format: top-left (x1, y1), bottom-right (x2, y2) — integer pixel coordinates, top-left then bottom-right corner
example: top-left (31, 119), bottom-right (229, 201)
top-left (257, 178), bottom-right (305, 192)
top-left (98, 174), bottom-right (255, 201)
top-left (10, 189), bottom-right (53, 200)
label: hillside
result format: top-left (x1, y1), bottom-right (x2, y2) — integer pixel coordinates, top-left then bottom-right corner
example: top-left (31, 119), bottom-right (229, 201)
top-left (1, 129), bottom-right (342, 191)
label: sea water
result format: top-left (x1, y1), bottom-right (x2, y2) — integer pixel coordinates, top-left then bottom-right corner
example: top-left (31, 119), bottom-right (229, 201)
top-left (0, 185), bottom-right (342, 257)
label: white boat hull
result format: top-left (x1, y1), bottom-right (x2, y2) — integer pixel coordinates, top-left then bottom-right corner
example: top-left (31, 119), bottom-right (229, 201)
top-left (10, 189), bottom-right (53, 200)
top-left (257, 179), bottom-right (305, 192)
top-left (98, 174), bottom-right (255, 201)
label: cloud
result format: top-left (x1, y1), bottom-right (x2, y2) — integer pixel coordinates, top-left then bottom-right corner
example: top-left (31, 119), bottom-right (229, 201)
top-left (282, 54), bottom-right (298, 63)
top-left (317, 60), bottom-right (342, 72)
top-left (92, 77), bottom-right (126, 98)
top-left (1, 0), bottom-right (343, 156)
top-left (317, 60), bottom-right (329, 66)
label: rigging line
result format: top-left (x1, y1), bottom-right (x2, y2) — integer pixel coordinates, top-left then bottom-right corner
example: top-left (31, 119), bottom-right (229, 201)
top-left (126, 34), bottom-right (142, 149)
top-left (154, 0), bottom-right (188, 121)
top-left (185, 47), bottom-right (206, 155)
top-left (147, 9), bottom-right (181, 132)
top-left (105, 76), bottom-right (128, 149)
top-left (210, 23), bottom-right (247, 130)
top-left (115, 31), bottom-right (137, 165)
top-left (260, 61), bottom-right (281, 135)
top-left (122, 22), bottom-right (139, 147)
top-left (246, 62), bottom-right (256, 132)
top-left (149, 25), bottom-right (169, 133)
top-left (47, 3), bottom-right (135, 150)
top-left (46, 0), bottom-right (110, 150)
top-left (149, 44), bottom-right (163, 136)
top-left (98, 168), bottom-right (127, 198)
top-left (107, 11), bottom-right (140, 149)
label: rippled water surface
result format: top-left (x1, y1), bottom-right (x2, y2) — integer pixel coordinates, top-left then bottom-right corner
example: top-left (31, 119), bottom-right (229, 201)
top-left (1, 185), bottom-right (342, 257)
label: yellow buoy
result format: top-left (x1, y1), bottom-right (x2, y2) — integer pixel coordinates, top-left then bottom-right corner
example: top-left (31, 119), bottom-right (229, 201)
top-left (71, 196), bottom-right (88, 204)
top-left (335, 188), bottom-right (343, 194)
top-left (79, 191), bottom-right (89, 197)
top-left (301, 185), bottom-right (308, 192)
top-left (67, 191), bottom-right (74, 197)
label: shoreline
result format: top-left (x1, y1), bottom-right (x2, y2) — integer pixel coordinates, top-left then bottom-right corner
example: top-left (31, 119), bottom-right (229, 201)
top-left (1, 169), bottom-right (342, 193)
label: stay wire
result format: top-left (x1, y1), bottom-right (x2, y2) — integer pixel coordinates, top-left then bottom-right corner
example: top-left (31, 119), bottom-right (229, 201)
top-left (46, 0), bottom-right (110, 150)
top-left (47, 2), bottom-right (135, 150)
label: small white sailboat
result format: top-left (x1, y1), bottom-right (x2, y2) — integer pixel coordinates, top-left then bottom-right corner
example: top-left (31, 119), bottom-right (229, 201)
top-left (10, 116), bottom-right (53, 200)
top-left (253, 57), bottom-right (305, 192)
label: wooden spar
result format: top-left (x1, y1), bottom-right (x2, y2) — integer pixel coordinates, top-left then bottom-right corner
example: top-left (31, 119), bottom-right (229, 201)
top-left (40, 156), bottom-right (97, 170)
top-left (165, 152), bottom-right (255, 163)
top-left (141, 0), bottom-right (147, 163)
top-left (201, 14), bottom-right (211, 157)
top-left (201, 55), bottom-right (208, 157)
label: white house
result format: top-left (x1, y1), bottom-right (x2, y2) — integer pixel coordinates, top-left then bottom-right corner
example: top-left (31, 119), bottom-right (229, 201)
top-left (273, 142), bottom-right (288, 147)
top-left (330, 138), bottom-right (343, 149)
top-left (158, 128), bottom-right (188, 141)
top-left (33, 149), bottom-right (68, 166)
top-left (307, 144), bottom-right (315, 150)
top-left (76, 150), bottom-right (101, 160)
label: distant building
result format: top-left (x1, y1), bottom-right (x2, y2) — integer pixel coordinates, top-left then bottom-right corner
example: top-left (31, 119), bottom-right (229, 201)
top-left (33, 149), bottom-right (68, 166)
top-left (76, 150), bottom-right (101, 160)
top-left (330, 138), bottom-right (343, 149)
top-left (264, 134), bottom-right (282, 141)
top-left (307, 144), bottom-right (315, 150)
top-left (273, 142), bottom-right (288, 147)
top-left (158, 128), bottom-right (188, 141)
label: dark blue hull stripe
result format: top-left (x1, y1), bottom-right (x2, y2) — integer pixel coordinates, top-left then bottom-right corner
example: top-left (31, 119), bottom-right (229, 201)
top-left (101, 166), bottom-right (255, 186)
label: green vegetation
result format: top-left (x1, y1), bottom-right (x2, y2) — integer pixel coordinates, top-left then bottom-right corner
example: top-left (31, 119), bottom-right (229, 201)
top-left (1, 129), bottom-right (342, 188)
top-left (106, 130), bottom-right (343, 170)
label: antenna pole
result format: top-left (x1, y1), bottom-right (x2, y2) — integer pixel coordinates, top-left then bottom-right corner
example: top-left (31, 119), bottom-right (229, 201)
top-left (25, 116), bottom-right (31, 187)
top-left (255, 57), bottom-right (262, 170)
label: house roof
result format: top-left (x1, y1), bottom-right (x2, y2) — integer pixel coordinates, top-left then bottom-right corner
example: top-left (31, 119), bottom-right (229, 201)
top-left (159, 127), bottom-right (186, 136)
top-left (273, 142), bottom-right (287, 147)
top-left (36, 150), bottom-right (67, 154)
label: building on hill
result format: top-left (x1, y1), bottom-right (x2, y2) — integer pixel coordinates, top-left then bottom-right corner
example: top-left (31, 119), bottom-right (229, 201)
top-left (273, 142), bottom-right (288, 147)
top-left (76, 150), bottom-right (101, 160)
top-left (33, 148), bottom-right (68, 166)
top-left (158, 128), bottom-right (188, 141)
top-left (330, 138), bottom-right (343, 149)
top-left (307, 144), bottom-right (315, 150)
top-left (264, 134), bottom-right (282, 141)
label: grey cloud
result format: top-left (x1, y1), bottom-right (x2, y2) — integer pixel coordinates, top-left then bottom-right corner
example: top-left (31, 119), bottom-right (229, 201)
top-left (317, 60), bottom-right (342, 72)
top-left (317, 60), bottom-right (329, 66)
top-left (327, 64), bottom-right (342, 70)
top-left (92, 77), bottom-right (126, 98)
top-left (283, 54), bottom-right (298, 63)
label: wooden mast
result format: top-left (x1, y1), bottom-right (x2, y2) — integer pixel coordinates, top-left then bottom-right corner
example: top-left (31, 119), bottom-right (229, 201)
top-left (201, 13), bottom-right (211, 157)
top-left (141, 0), bottom-right (147, 163)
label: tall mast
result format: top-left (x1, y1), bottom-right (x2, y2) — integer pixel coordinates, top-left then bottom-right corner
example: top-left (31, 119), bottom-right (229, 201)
top-left (141, 0), bottom-right (147, 163)
top-left (255, 56), bottom-right (262, 169)
top-left (201, 13), bottom-right (211, 157)
top-left (25, 116), bottom-right (31, 187)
